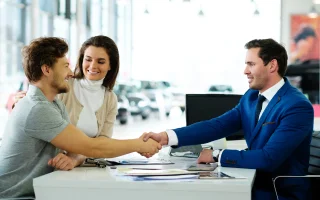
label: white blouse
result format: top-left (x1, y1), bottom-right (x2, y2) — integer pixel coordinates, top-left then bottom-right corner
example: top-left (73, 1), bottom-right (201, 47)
top-left (73, 78), bottom-right (105, 137)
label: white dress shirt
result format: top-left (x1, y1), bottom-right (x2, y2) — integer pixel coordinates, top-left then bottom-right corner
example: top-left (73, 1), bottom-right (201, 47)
top-left (73, 78), bottom-right (105, 137)
top-left (166, 78), bottom-right (285, 165)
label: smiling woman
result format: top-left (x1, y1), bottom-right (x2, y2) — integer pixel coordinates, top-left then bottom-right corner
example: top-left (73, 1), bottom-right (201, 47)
top-left (59, 35), bottom-right (120, 139)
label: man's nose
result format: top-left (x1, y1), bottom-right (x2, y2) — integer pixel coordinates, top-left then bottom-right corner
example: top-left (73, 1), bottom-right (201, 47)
top-left (243, 66), bottom-right (249, 75)
top-left (68, 67), bottom-right (73, 76)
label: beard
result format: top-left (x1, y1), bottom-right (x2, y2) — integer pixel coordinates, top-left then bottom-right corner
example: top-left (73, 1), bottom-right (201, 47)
top-left (249, 79), bottom-right (265, 91)
top-left (51, 77), bottom-right (69, 94)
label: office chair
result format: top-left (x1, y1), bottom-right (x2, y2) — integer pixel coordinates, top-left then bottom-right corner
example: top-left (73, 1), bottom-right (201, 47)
top-left (273, 131), bottom-right (320, 200)
top-left (309, 131), bottom-right (320, 199)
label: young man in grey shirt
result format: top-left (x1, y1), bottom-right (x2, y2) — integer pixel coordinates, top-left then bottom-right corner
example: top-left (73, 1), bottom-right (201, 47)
top-left (0, 37), bottom-right (161, 198)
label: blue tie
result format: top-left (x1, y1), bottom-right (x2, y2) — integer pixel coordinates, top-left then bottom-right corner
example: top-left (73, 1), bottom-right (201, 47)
top-left (255, 95), bottom-right (266, 125)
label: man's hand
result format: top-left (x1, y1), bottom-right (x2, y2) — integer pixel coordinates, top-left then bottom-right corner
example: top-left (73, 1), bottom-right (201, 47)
top-left (197, 149), bottom-right (215, 164)
top-left (48, 153), bottom-right (77, 171)
top-left (137, 137), bottom-right (162, 158)
top-left (141, 131), bottom-right (168, 146)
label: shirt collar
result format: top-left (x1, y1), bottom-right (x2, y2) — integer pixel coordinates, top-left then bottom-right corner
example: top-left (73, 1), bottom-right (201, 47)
top-left (260, 78), bottom-right (285, 102)
top-left (27, 84), bottom-right (53, 102)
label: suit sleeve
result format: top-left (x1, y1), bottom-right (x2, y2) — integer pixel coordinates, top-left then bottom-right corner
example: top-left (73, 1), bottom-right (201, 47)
top-left (174, 104), bottom-right (242, 146)
top-left (220, 100), bottom-right (314, 172)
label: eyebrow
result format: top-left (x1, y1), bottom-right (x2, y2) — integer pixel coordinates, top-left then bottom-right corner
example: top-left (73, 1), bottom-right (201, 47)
top-left (245, 61), bottom-right (255, 65)
top-left (84, 55), bottom-right (106, 60)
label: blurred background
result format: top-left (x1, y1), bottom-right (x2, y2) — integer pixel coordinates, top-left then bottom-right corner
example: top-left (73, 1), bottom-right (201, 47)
top-left (0, 0), bottom-right (319, 141)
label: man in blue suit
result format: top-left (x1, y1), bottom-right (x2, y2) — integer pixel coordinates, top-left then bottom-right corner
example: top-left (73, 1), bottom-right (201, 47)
top-left (142, 39), bottom-right (314, 199)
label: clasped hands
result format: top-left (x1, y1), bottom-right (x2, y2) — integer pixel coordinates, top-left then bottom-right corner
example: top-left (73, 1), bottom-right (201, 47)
top-left (140, 132), bottom-right (216, 164)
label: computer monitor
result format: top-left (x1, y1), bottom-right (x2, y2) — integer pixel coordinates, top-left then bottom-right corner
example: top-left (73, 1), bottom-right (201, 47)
top-left (186, 94), bottom-right (244, 140)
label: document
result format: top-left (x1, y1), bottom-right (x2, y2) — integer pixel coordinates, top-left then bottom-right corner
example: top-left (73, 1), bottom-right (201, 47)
top-left (84, 158), bottom-right (173, 167)
top-left (121, 169), bottom-right (199, 176)
top-left (116, 159), bottom-right (173, 165)
top-left (134, 174), bottom-right (199, 181)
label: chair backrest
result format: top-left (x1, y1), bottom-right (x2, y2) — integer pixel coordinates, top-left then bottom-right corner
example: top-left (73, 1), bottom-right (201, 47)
top-left (309, 131), bottom-right (320, 174)
top-left (309, 131), bottom-right (320, 200)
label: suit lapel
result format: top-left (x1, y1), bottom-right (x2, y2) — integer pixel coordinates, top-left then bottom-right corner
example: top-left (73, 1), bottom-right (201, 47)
top-left (248, 80), bottom-right (290, 149)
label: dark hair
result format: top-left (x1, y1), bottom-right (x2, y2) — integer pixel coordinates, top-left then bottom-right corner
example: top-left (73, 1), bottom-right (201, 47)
top-left (245, 38), bottom-right (288, 77)
top-left (74, 35), bottom-right (119, 91)
top-left (294, 24), bottom-right (316, 43)
top-left (22, 37), bottom-right (68, 82)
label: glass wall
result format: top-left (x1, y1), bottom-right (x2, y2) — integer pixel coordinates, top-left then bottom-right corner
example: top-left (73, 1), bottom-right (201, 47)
top-left (131, 0), bottom-right (281, 94)
top-left (0, 0), bottom-right (117, 89)
top-left (0, 0), bottom-right (117, 139)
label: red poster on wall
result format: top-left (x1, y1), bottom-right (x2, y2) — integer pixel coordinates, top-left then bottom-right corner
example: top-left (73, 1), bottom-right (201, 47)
top-left (290, 15), bottom-right (320, 64)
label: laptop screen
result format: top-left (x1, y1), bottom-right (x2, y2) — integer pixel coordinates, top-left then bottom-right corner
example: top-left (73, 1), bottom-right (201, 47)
top-left (186, 94), bottom-right (243, 140)
top-left (170, 93), bottom-right (243, 157)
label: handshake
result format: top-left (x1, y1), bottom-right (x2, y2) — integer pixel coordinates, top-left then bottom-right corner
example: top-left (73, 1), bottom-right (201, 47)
top-left (137, 131), bottom-right (169, 158)
top-left (138, 131), bottom-right (215, 164)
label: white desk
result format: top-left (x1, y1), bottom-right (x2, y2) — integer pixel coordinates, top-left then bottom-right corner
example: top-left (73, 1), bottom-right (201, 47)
top-left (33, 155), bottom-right (255, 200)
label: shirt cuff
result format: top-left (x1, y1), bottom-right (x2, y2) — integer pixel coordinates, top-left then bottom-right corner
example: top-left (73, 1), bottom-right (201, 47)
top-left (218, 149), bottom-right (224, 166)
top-left (165, 129), bottom-right (178, 146)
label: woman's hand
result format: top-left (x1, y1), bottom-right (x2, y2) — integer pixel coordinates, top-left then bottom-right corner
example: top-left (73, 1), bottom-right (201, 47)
top-left (12, 91), bottom-right (27, 109)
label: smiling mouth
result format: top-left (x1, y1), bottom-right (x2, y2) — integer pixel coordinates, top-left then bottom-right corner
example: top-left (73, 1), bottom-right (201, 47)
top-left (87, 70), bottom-right (100, 75)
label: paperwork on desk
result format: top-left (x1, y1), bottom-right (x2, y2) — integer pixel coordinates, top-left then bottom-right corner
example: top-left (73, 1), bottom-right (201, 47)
top-left (134, 175), bottom-right (199, 181)
top-left (116, 168), bottom-right (199, 181)
top-left (104, 158), bottom-right (173, 165)
top-left (116, 166), bottom-right (246, 181)
top-left (120, 168), bottom-right (198, 176)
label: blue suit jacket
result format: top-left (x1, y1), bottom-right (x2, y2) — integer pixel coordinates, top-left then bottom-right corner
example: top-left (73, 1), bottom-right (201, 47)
top-left (174, 78), bottom-right (314, 199)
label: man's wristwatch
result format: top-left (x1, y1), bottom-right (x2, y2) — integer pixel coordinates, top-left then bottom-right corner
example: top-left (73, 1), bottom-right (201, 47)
top-left (212, 149), bottom-right (221, 162)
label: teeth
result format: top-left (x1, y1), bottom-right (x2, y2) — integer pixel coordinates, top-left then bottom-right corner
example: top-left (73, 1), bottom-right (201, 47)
top-left (88, 70), bottom-right (99, 74)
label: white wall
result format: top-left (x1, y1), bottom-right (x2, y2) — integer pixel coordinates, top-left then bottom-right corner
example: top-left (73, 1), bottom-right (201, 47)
top-left (281, 0), bottom-right (318, 50)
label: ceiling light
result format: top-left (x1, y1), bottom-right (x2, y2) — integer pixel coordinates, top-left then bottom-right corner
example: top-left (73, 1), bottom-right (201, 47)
top-left (144, 4), bottom-right (149, 14)
top-left (198, 9), bottom-right (204, 17)
top-left (254, 9), bottom-right (260, 15)
top-left (308, 5), bottom-right (318, 18)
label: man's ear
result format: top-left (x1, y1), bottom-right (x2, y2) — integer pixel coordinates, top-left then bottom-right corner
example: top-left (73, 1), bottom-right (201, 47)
top-left (269, 59), bottom-right (278, 73)
top-left (41, 65), bottom-right (51, 77)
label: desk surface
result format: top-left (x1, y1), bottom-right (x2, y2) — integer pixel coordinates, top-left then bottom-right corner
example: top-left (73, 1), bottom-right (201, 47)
top-left (33, 155), bottom-right (255, 200)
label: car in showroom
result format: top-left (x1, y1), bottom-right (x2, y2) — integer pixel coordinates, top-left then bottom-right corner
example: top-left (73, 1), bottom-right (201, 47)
top-left (116, 94), bottom-right (130, 125)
